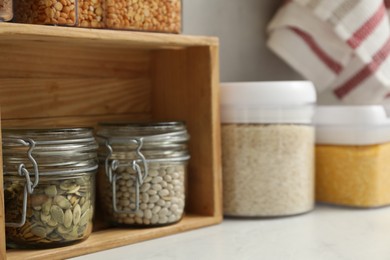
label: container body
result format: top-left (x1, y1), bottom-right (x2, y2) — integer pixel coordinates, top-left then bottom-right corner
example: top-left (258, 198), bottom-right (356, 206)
top-left (97, 122), bottom-right (189, 227)
top-left (222, 123), bottom-right (315, 217)
top-left (316, 143), bottom-right (390, 208)
top-left (14, 0), bottom-right (78, 26)
top-left (78, 0), bottom-right (105, 28)
top-left (5, 173), bottom-right (96, 248)
top-left (3, 128), bottom-right (98, 249)
top-left (0, 0), bottom-right (13, 21)
top-left (315, 106), bottom-right (390, 208)
top-left (13, 0), bottom-right (182, 33)
top-left (105, 0), bottom-right (181, 33)
top-left (221, 81), bottom-right (317, 218)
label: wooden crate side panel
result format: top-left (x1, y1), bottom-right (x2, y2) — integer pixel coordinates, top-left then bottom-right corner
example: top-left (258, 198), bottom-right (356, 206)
top-left (151, 46), bottom-right (222, 218)
top-left (0, 79), bottom-right (151, 119)
top-left (0, 114), bottom-right (5, 260)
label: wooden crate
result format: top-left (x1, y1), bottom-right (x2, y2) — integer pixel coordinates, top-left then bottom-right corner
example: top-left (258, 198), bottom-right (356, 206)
top-left (0, 23), bottom-right (222, 259)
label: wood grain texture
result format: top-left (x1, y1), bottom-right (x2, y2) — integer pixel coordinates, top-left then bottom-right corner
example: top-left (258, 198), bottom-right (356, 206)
top-left (0, 114), bottom-right (5, 260)
top-left (6, 215), bottom-right (219, 260)
top-left (0, 79), bottom-right (151, 119)
top-left (0, 23), bottom-right (218, 50)
top-left (1, 114), bottom-right (151, 128)
top-left (151, 46), bottom-right (222, 219)
top-left (0, 43), bottom-right (151, 78)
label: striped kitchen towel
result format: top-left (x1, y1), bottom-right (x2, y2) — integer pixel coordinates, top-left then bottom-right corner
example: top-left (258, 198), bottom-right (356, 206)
top-left (267, 0), bottom-right (390, 104)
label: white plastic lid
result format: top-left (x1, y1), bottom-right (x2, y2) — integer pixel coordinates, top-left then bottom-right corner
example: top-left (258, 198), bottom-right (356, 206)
top-left (220, 81), bottom-right (317, 123)
top-left (315, 106), bottom-right (390, 145)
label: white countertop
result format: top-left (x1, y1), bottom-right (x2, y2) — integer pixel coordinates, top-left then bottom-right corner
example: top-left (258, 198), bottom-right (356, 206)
top-left (71, 205), bottom-right (390, 260)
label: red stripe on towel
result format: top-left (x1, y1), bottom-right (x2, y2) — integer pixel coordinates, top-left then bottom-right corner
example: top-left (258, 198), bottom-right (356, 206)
top-left (334, 37), bottom-right (390, 99)
top-left (347, 4), bottom-right (386, 49)
top-left (290, 27), bottom-right (343, 74)
top-left (385, 0), bottom-right (390, 9)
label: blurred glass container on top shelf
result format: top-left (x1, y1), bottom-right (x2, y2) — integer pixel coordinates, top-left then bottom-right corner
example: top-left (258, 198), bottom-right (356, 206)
top-left (0, 0), bottom-right (13, 22)
top-left (13, 0), bottom-right (182, 33)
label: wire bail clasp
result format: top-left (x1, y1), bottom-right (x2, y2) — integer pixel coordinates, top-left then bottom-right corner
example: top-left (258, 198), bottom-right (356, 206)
top-left (103, 137), bottom-right (148, 214)
top-left (5, 138), bottom-right (39, 228)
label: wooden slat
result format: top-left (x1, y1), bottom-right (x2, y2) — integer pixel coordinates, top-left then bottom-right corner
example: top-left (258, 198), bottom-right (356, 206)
top-left (0, 23), bottom-right (219, 50)
top-left (0, 79), bottom-right (151, 119)
top-left (151, 46), bottom-right (222, 218)
top-left (0, 114), bottom-right (6, 260)
top-left (2, 113), bottom-right (151, 128)
top-left (0, 43), bottom-right (151, 78)
top-left (6, 214), bottom-right (219, 260)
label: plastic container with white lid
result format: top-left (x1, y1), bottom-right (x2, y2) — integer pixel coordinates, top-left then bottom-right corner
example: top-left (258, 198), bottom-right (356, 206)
top-left (221, 81), bottom-right (316, 218)
top-left (315, 105), bottom-right (390, 208)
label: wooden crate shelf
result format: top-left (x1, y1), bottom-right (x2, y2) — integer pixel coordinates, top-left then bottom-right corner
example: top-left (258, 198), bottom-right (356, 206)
top-left (0, 23), bottom-right (222, 259)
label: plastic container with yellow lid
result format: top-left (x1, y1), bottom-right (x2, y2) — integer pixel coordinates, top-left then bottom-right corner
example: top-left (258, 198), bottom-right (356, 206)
top-left (315, 106), bottom-right (390, 208)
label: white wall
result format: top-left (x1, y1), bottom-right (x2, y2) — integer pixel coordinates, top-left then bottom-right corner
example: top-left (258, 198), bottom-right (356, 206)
top-left (183, 0), bottom-right (302, 82)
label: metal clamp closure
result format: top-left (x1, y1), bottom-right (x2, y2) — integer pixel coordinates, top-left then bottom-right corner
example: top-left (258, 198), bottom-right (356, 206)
top-left (103, 137), bottom-right (148, 214)
top-left (5, 138), bottom-right (39, 228)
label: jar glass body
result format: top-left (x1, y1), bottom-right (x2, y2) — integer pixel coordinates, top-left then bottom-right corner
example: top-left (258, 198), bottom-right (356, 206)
top-left (97, 122), bottom-right (189, 227)
top-left (105, 0), bottom-right (182, 33)
top-left (5, 172), bottom-right (96, 249)
top-left (14, 0), bottom-right (78, 26)
top-left (3, 128), bottom-right (98, 249)
top-left (13, 0), bottom-right (182, 32)
top-left (0, 0), bottom-right (13, 21)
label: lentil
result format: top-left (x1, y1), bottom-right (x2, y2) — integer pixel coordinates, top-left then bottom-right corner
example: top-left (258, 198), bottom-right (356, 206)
top-left (14, 0), bottom-right (77, 26)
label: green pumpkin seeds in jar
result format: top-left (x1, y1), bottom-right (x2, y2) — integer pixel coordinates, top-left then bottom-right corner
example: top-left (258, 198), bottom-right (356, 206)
top-left (3, 128), bottom-right (98, 249)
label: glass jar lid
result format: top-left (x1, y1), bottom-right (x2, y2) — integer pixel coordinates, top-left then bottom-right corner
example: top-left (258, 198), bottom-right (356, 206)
top-left (97, 121), bottom-right (190, 161)
top-left (2, 127), bottom-right (98, 176)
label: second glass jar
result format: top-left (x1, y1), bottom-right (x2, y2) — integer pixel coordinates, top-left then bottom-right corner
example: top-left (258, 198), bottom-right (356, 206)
top-left (97, 122), bottom-right (190, 227)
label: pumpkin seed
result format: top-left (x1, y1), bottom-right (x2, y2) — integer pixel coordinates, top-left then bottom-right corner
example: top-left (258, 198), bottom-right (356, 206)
top-left (55, 196), bottom-right (72, 210)
top-left (57, 225), bottom-right (72, 235)
top-left (50, 205), bottom-right (64, 224)
top-left (64, 209), bottom-right (73, 228)
top-left (60, 181), bottom-right (78, 192)
top-left (79, 209), bottom-right (90, 226)
top-left (68, 185), bottom-right (80, 194)
top-left (44, 185), bottom-right (57, 197)
top-left (42, 199), bottom-right (52, 215)
top-left (31, 226), bottom-right (46, 238)
top-left (81, 200), bottom-right (90, 214)
top-left (73, 204), bottom-right (81, 225)
top-left (40, 213), bottom-right (51, 224)
top-left (47, 218), bottom-right (59, 227)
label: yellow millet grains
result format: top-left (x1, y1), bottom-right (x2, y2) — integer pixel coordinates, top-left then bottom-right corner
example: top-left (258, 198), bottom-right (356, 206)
top-left (316, 143), bottom-right (390, 207)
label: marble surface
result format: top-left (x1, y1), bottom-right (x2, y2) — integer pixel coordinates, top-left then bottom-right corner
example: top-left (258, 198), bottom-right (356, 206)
top-left (71, 205), bottom-right (390, 260)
